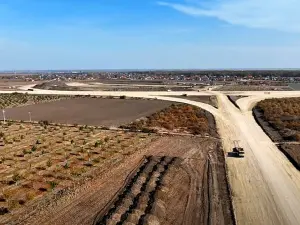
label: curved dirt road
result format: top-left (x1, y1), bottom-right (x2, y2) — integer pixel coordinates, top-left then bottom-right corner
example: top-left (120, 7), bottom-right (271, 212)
top-left (2, 87), bottom-right (300, 224)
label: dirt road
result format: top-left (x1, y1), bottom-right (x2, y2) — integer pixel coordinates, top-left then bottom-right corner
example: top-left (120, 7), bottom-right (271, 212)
top-left (216, 94), bottom-right (300, 225)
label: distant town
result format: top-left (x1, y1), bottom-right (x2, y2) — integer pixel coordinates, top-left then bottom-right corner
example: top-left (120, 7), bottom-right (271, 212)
top-left (1, 70), bottom-right (300, 87)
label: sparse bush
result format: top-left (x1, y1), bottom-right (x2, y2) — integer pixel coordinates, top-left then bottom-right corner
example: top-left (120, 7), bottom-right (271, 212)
top-left (12, 173), bottom-right (21, 182)
top-left (47, 159), bottom-right (52, 167)
top-left (48, 181), bottom-right (58, 190)
top-left (94, 140), bottom-right (102, 147)
top-left (31, 145), bottom-right (37, 152)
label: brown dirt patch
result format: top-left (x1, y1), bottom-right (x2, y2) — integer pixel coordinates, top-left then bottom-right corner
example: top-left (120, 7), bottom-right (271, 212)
top-left (3, 98), bottom-right (173, 127)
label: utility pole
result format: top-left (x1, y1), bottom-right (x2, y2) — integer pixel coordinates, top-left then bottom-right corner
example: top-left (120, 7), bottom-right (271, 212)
top-left (2, 110), bottom-right (5, 124)
top-left (28, 112), bottom-right (32, 122)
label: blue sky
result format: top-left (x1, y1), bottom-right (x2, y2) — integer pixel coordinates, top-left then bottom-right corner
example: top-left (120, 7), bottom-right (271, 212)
top-left (0, 0), bottom-right (299, 70)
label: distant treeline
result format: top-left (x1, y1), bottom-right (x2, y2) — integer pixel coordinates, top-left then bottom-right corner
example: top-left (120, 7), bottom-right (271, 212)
top-left (128, 70), bottom-right (300, 77)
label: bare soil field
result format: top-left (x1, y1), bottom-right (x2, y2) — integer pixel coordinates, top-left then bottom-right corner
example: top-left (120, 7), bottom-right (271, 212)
top-left (3, 98), bottom-right (173, 127)
top-left (214, 85), bottom-right (292, 91)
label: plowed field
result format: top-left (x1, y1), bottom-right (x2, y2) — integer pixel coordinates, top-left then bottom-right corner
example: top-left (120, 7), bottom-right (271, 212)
top-left (18, 136), bottom-right (234, 225)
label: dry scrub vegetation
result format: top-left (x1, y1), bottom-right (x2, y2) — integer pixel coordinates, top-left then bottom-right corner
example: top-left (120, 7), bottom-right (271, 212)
top-left (0, 93), bottom-right (69, 109)
top-left (256, 98), bottom-right (300, 141)
top-left (0, 122), bottom-right (155, 215)
top-left (121, 104), bottom-right (217, 136)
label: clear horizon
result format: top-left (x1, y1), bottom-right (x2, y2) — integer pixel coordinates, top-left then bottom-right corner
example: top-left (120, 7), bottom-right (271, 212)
top-left (0, 0), bottom-right (299, 70)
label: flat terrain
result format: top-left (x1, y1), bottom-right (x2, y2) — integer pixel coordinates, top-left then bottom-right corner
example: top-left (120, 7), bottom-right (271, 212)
top-left (3, 98), bottom-right (173, 127)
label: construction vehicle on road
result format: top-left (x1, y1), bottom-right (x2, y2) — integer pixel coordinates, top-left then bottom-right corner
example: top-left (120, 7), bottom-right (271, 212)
top-left (232, 140), bottom-right (244, 157)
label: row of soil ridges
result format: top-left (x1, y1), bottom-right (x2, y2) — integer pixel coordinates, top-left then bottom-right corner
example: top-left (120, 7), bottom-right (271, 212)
top-left (253, 97), bottom-right (300, 170)
top-left (93, 156), bottom-right (179, 225)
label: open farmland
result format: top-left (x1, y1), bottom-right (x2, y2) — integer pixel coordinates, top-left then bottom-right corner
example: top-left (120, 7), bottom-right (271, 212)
top-left (254, 97), bottom-right (300, 170)
top-left (2, 98), bottom-right (173, 127)
top-left (0, 93), bottom-right (70, 109)
top-left (19, 136), bottom-right (234, 225)
top-left (0, 122), bottom-right (157, 223)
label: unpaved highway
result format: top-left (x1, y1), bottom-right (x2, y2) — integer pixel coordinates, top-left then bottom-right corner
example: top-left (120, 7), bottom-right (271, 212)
top-left (2, 87), bottom-right (300, 225)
